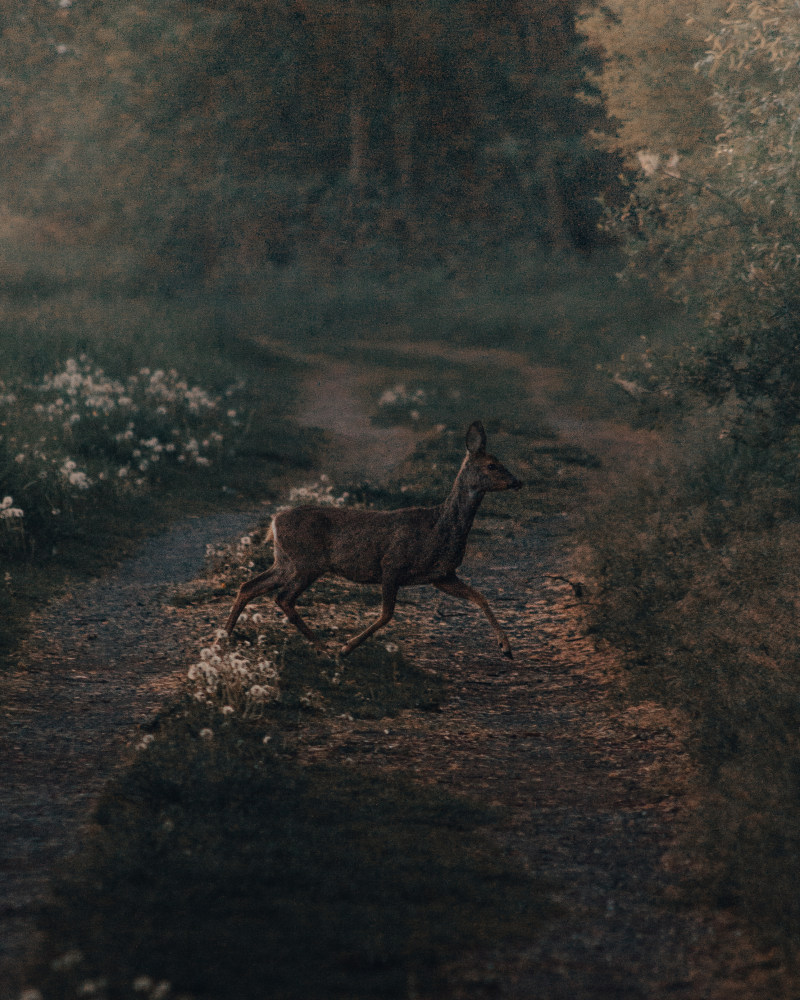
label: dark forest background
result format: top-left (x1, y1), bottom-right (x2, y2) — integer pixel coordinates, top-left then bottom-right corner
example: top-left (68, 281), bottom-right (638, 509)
top-left (1, 0), bottom-right (617, 288)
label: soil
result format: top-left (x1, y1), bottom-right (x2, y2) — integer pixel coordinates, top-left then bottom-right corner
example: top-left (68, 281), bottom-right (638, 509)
top-left (1, 350), bottom-right (796, 998)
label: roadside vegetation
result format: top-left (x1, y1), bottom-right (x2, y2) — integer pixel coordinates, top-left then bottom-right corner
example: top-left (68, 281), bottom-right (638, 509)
top-left (0, 294), bottom-right (316, 656)
top-left (585, 0), bottom-right (800, 956)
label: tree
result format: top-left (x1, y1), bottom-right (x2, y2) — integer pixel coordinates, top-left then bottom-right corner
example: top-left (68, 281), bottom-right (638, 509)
top-left (610, 0), bottom-right (800, 465)
top-left (1, 0), bottom-right (618, 275)
top-left (583, 0), bottom-right (726, 158)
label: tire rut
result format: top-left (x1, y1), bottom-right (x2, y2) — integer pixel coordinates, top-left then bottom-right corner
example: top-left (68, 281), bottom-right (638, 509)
top-left (0, 509), bottom-right (271, 992)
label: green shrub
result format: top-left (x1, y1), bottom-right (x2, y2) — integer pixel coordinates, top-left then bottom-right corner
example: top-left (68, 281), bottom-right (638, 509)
top-left (587, 426), bottom-right (800, 952)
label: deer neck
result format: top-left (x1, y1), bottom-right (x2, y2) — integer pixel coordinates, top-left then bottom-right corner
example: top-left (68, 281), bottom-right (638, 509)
top-left (438, 470), bottom-right (484, 545)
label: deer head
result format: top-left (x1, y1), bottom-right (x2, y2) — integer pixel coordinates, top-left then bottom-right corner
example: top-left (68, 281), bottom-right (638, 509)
top-left (463, 421), bottom-right (522, 494)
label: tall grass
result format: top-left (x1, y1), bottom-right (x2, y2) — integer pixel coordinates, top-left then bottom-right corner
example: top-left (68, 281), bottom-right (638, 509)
top-left (586, 420), bottom-right (800, 953)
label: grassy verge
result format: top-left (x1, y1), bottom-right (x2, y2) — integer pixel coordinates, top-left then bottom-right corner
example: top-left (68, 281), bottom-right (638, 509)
top-left (585, 420), bottom-right (800, 955)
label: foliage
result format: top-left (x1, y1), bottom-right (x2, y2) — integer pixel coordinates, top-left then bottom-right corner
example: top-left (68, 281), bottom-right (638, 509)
top-left (1, 0), bottom-right (617, 274)
top-left (0, 357), bottom-right (246, 563)
top-left (586, 0), bottom-right (800, 956)
top-left (584, 0), bottom-right (725, 156)
top-left (607, 1), bottom-right (800, 461)
top-left (586, 437), bottom-right (800, 952)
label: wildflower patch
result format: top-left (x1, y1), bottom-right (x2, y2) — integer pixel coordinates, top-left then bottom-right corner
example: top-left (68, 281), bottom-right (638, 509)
top-left (0, 356), bottom-right (248, 561)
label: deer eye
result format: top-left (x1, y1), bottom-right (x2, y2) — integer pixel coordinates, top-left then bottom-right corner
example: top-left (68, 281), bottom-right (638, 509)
top-left (487, 463), bottom-right (498, 471)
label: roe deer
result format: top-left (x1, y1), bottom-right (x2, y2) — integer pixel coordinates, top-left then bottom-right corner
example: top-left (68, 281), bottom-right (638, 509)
top-left (225, 421), bottom-right (522, 657)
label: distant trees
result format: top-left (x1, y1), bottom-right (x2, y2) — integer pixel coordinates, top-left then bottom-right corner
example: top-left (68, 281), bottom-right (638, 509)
top-left (1, 0), bottom-right (618, 276)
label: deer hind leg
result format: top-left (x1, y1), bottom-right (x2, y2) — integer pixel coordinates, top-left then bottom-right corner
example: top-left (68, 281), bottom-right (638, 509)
top-left (434, 574), bottom-right (513, 659)
top-left (225, 567), bottom-right (279, 634)
top-left (275, 574), bottom-right (323, 648)
top-left (339, 574), bottom-right (399, 657)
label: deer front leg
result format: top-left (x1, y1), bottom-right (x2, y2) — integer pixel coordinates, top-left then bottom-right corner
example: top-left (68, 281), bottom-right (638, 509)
top-left (434, 574), bottom-right (513, 659)
top-left (340, 574), bottom-right (399, 657)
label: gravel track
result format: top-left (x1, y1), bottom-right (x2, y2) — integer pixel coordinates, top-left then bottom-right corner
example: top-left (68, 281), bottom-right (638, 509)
top-left (1, 352), bottom-right (795, 998)
top-left (0, 508), bottom-right (263, 992)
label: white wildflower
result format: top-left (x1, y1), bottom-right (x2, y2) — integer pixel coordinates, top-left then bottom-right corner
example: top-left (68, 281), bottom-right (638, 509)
top-left (68, 470), bottom-right (92, 489)
top-left (0, 497), bottom-right (24, 520)
top-left (636, 149), bottom-right (661, 177)
top-left (51, 949), bottom-right (83, 971)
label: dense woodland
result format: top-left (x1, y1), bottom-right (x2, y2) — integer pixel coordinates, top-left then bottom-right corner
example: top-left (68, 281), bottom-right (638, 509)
top-left (0, 0), bottom-right (621, 282)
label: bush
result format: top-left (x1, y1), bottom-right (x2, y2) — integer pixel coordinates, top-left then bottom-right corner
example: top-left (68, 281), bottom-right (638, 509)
top-left (586, 423), bottom-right (800, 953)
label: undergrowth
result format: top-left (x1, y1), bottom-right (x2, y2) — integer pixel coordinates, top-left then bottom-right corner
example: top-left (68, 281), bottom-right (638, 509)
top-left (587, 426), bottom-right (800, 955)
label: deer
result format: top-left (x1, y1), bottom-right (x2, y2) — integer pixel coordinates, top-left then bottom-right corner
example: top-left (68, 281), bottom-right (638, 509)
top-left (224, 420), bottom-right (522, 657)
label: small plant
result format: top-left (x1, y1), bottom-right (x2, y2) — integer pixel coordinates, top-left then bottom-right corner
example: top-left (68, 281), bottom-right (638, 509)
top-left (187, 631), bottom-right (282, 719)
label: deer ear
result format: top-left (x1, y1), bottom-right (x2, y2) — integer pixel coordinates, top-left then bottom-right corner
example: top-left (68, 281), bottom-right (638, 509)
top-left (465, 421), bottom-right (487, 456)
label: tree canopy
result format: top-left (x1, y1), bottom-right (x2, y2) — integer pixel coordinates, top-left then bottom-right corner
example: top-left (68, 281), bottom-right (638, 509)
top-left (1, 0), bottom-right (617, 279)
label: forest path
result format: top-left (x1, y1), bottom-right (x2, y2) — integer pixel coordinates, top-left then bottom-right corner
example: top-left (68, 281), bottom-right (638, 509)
top-left (0, 509), bottom-right (265, 992)
top-left (0, 345), bottom-right (789, 998)
top-left (0, 359), bottom-right (421, 996)
top-left (275, 343), bottom-right (786, 999)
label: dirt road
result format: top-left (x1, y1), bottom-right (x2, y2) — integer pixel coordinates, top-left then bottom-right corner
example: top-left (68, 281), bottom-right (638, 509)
top-left (1, 353), bottom-right (792, 998)
top-left (0, 509), bottom-right (263, 991)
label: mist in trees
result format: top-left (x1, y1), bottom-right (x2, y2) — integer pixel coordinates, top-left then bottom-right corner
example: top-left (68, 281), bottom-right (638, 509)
top-left (1, 0), bottom-right (618, 282)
